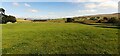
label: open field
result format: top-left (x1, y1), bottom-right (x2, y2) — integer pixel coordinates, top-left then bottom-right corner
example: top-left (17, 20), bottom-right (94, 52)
top-left (2, 22), bottom-right (119, 54)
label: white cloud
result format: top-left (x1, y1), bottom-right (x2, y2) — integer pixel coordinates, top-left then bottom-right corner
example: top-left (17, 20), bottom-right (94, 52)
top-left (24, 3), bottom-right (31, 7)
top-left (75, 0), bottom-right (88, 2)
top-left (84, 1), bottom-right (118, 9)
top-left (12, 2), bottom-right (19, 6)
top-left (78, 9), bottom-right (97, 14)
top-left (1, 0), bottom-right (119, 2)
top-left (28, 9), bottom-right (39, 13)
top-left (98, 1), bottom-right (118, 9)
top-left (78, 10), bottom-right (96, 13)
top-left (85, 3), bottom-right (97, 9)
top-left (89, 0), bottom-right (111, 2)
top-left (78, 9), bottom-right (96, 12)
top-left (71, 0), bottom-right (119, 2)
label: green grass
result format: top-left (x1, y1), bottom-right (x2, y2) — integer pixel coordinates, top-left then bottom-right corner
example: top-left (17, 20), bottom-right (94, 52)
top-left (2, 22), bottom-right (119, 54)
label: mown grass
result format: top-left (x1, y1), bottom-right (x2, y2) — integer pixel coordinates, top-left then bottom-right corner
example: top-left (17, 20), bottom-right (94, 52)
top-left (2, 22), bottom-right (119, 54)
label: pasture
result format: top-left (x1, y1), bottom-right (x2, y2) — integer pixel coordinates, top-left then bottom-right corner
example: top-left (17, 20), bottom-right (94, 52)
top-left (2, 22), bottom-right (119, 54)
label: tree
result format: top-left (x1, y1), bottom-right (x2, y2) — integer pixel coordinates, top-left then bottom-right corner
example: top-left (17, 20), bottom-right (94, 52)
top-left (90, 17), bottom-right (97, 20)
top-left (7, 15), bottom-right (16, 23)
top-left (108, 17), bottom-right (117, 23)
top-left (0, 8), bottom-right (16, 24)
top-left (103, 17), bottom-right (108, 20)
top-left (0, 15), bottom-right (16, 24)
top-left (0, 8), bottom-right (5, 14)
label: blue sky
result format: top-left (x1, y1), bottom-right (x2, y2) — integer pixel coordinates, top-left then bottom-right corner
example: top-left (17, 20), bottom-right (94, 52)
top-left (1, 0), bottom-right (119, 19)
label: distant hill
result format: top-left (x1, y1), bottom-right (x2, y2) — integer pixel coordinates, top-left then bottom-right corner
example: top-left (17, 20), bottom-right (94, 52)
top-left (71, 13), bottom-right (120, 25)
top-left (77, 13), bottom-right (119, 19)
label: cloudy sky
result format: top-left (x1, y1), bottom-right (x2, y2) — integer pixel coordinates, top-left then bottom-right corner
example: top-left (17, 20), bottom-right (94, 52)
top-left (1, 0), bottom-right (119, 19)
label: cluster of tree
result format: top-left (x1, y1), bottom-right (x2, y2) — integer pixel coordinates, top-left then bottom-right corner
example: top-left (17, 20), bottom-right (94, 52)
top-left (71, 16), bottom-right (120, 25)
top-left (0, 14), bottom-right (16, 24)
top-left (97, 17), bottom-right (119, 23)
top-left (90, 17), bottom-right (100, 20)
top-left (0, 8), bottom-right (16, 24)
top-left (65, 18), bottom-right (74, 23)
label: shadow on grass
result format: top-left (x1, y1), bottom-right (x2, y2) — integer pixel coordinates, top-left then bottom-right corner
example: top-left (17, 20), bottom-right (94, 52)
top-left (77, 22), bottom-right (104, 25)
top-left (79, 22), bottom-right (120, 29)
top-left (94, 26), bottom-right (120, 29)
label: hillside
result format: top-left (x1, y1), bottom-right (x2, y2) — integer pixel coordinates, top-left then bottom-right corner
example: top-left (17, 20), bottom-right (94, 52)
top-left (78, 13), bottom-right (119, 18)
top-left (71, 13), bottom-right (120, 25)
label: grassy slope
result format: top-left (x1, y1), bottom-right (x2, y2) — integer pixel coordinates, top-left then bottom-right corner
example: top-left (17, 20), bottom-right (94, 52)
top-left (2, 22), bottom-right (118, 54)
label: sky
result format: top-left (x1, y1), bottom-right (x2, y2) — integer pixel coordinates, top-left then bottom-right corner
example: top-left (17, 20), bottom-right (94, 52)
top-left (1, 0), bottom-right (119, 19)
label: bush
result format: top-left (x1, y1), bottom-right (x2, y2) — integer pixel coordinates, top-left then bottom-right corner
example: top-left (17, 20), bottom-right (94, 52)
top-left (65, 18), bottom-right (74, 22)
top-left (90, 17), bottom-right (95, 20)
top-left (80, 19), bottom-right (97, 24)
top-left (7, 15), bottom-right (16, 23)
top-left (116, 18), bottom-right (120, 26)
top-left (103, 17), bottom-right (108, 20)
top-left (1, 15), bottom-right (7, 24)
top-left (96, 17), bottom-right (100, 19)
top-left (108, 17), bottom-right (117, 23)
top-left (1, 15), bottom-right (16, 24)
top-left (90, 17), bottom-right (97, 20)
top-left (97, 20), bottom-right (102, 23)
top-left (97, 19), bottom-right (108, 23)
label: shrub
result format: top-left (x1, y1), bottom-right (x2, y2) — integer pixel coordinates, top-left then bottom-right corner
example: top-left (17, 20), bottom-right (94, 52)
top-left (65, 18), bottom-right (74, 22)
top-left (108, 17), bottom-right (117, 23)
top-left (90, 17), bottom-right (97, 20)
top-left (90, 17), bottom-right (95, 20)
top-left (118, 19), bottom-right (120, 26)
top-left (97, 20), bottom-right (102, 23)
top-left (1, 15), bottom-right (16, 24)
top-left (80, 19), bottom-right (97, 24)
top-left (7, 15), bottom-right (16, 23)
top-left (1, 15), bottom-right (8, 24)
top-left (103, 17), bottom-right (108, 20)
top-left (96, 17), bottom-right (100, 19)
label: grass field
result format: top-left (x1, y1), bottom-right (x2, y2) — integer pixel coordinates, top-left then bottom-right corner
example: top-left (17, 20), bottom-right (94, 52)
top-left (2, 22), bottom-right (119, 54)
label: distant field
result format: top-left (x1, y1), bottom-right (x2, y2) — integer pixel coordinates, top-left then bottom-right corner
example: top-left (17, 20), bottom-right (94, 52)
top-left (2, 22), bottom-right (119, 54)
